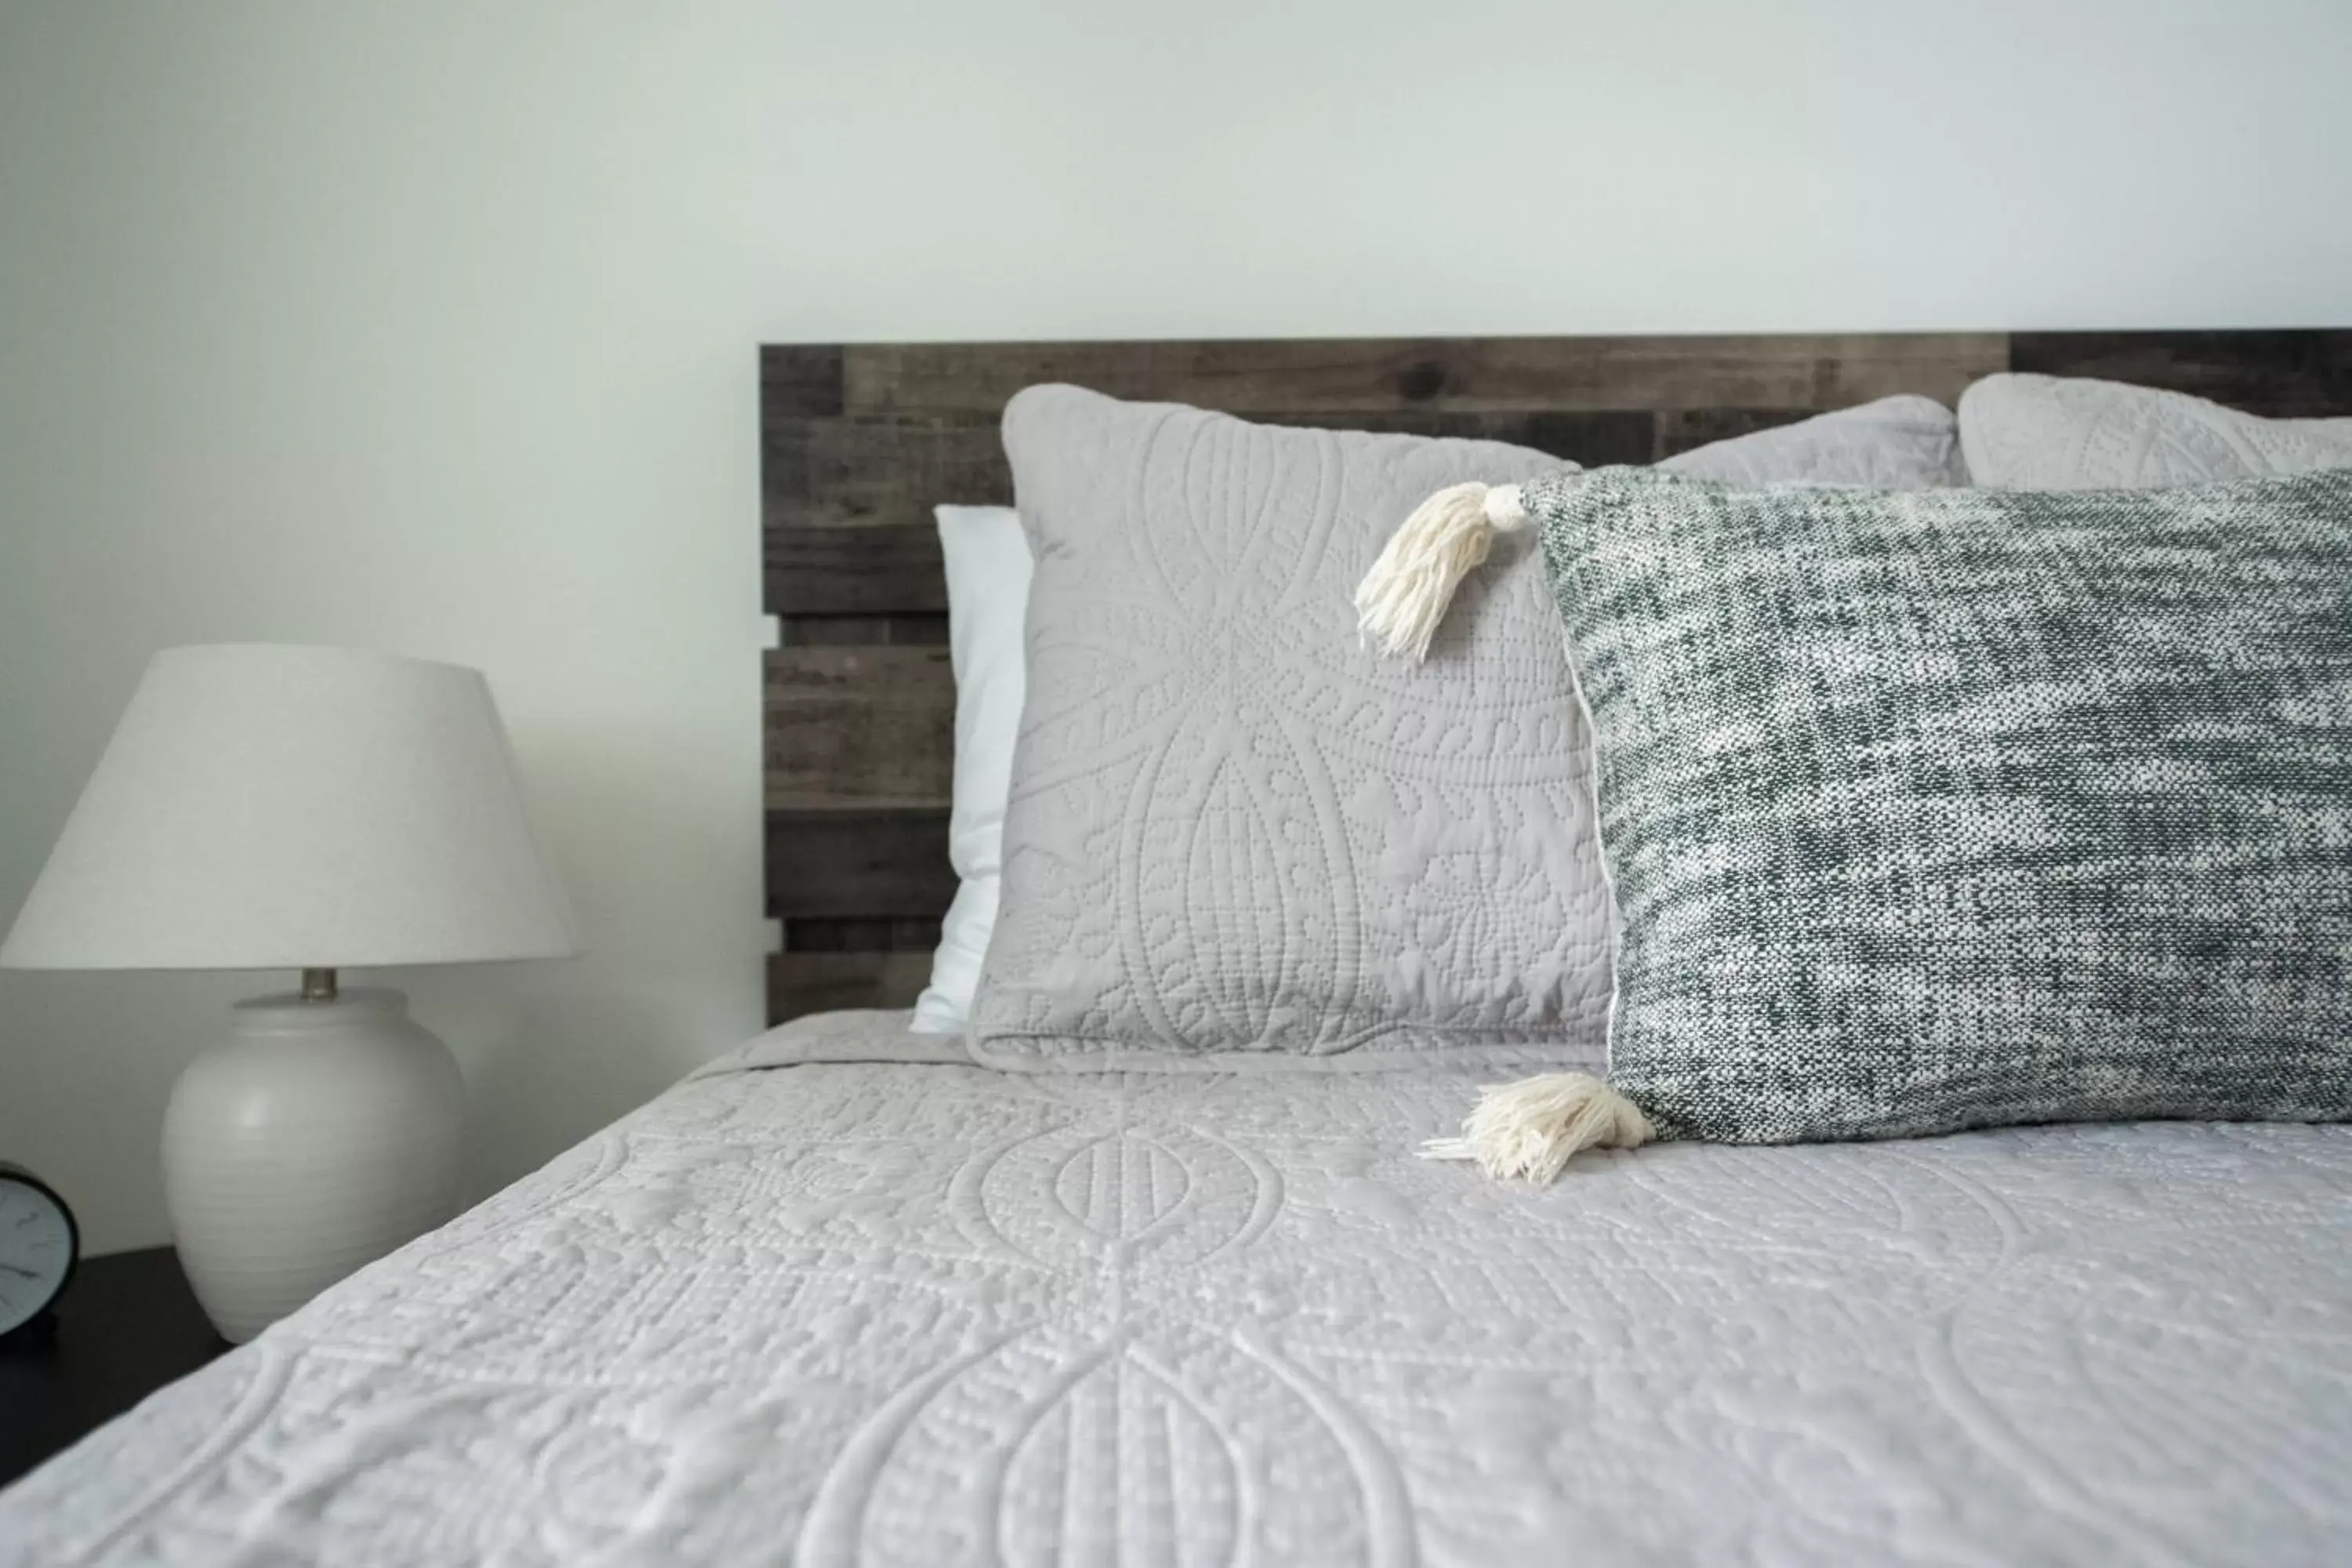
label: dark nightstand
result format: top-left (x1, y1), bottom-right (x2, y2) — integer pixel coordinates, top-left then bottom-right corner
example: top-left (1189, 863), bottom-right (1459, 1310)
top-left (0, 1247), bottom-right (227, 1488)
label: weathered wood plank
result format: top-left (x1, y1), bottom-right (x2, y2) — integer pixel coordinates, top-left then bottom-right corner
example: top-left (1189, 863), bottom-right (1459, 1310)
top-left (767, 808), bottom-right (956, 919)
top-left (837, 334), bottom-right (2009, 417)
top-left (2010, 331), bottom-right (2352, 417)
top-left (786, 614), bottom-right (950, 648)
top-left (783, 916), bottom-right (943, 953)
top-left (768, 952), bottom-right (933, 1024)
top-left (760, 344), bottom-right (845, 417)
top-left (766, 524), bottom-right (947, 616)
top-left (765, 647), bottom-right (954, 811)
top-left (760, 410), bottom-right (1670, 536)
top-left (761, 416), bottom-right (1008, 531)
top-left (764, 410), bottom-right (1657, 543)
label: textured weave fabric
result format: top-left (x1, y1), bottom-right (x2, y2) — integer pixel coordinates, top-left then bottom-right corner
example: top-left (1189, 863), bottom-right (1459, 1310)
top-left (1528, 466), bottom-right (2352, 1143)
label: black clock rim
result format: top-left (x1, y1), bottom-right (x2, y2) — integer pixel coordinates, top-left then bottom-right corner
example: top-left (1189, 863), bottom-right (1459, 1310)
top-left (0, 1161), bottom-right (79, 1343)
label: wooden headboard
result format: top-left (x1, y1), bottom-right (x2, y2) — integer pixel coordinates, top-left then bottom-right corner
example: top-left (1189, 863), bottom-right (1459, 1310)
top-left (760, 329), bottom-right (2352, 1023)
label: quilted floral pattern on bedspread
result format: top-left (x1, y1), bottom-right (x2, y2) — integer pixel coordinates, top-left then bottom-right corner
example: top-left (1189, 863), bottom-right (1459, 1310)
top-left (7, 1052), bottom-right (2352, 1566)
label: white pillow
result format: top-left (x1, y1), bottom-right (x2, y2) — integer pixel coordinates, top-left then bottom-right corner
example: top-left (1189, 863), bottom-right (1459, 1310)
top-left (909, 504), bottom-right (1033, 1032)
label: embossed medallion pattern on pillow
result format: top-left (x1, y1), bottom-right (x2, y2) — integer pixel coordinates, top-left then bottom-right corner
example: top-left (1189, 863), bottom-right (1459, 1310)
top-left (970, 385), bottom-right (1596, 1069)
top-left (1960, 372), bottom-right (2352, 488)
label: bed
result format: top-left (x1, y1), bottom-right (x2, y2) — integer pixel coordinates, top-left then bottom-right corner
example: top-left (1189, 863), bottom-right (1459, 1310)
top-left (9, 1008), bottom-right (2351, 1565)
top-left (9, 331), bottom-right (2352, 1565)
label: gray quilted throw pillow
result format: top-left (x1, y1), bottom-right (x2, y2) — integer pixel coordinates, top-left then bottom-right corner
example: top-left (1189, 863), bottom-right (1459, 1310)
top-left (1529, 466), bottom-right (2352, 1143)
top-left (1661, 394), bottom-right (1965, 488)
top-left (1961, 372), bottom-right (2352, 488)
top-left (971, 386), bottom-right (1597, 1070)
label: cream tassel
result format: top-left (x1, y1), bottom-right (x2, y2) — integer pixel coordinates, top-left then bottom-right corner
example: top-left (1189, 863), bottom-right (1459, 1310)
top-left (1421, 1072), bottom-right (1654, 1184)
top-left (1354, 481), bottom-right (1530, 664)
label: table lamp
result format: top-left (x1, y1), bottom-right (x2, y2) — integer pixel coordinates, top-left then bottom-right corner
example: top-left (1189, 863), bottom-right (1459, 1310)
top-left (1, 644), bottom-right (578, 1341)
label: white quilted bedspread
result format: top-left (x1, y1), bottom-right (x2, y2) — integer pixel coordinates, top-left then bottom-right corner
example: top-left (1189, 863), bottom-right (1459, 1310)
top-left (7, 1011), bottom-right (2352, 1566)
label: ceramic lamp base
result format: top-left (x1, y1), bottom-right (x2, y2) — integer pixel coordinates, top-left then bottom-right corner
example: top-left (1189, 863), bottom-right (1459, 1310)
top-left (162, 986), bottom-right (464, 1342)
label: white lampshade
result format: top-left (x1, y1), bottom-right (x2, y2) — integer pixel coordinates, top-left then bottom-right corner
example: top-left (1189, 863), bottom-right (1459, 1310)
top-left (1, 644), bottom-right (579, 971)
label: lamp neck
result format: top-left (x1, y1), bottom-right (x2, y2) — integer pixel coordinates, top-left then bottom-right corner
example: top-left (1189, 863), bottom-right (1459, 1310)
top-left (300, 967), bottom-right (339, 1003)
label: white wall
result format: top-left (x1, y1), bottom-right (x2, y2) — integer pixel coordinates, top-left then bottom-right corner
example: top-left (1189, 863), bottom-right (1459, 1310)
top-left (3, 0), bottom-right (2347, 1254)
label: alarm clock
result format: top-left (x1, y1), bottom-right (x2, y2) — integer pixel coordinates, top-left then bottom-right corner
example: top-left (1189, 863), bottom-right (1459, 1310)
top-left (0, 1162), bottom-right (78, 1342)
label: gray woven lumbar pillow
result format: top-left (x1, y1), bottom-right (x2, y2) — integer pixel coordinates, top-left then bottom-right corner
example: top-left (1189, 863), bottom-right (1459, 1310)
top-left (1365, 466), bottom-right (2352, 1178)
